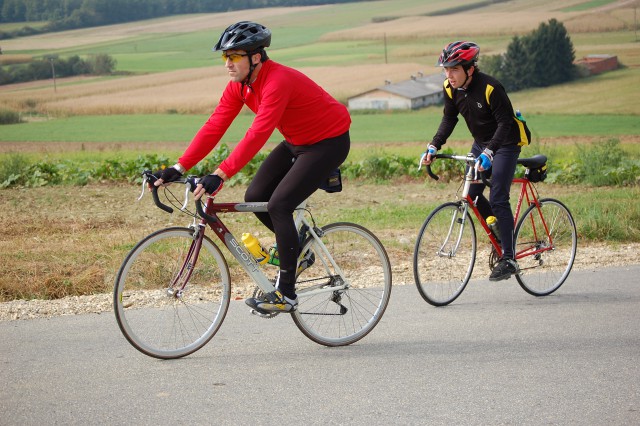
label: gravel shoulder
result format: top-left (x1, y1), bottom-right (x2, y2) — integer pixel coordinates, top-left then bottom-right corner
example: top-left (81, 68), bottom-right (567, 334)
top-left (2, 241), bottom-right (639, 321)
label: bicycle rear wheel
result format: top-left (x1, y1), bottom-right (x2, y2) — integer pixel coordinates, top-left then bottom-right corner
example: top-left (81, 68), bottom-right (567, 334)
top-left (413, 202), bottom-right (477, 306)
top-left (514, 198), bottom-right (577, 296)
top-left (114, 227), bottom-right (231, 359)
top-left (292, 223), bottom-right (392, 346)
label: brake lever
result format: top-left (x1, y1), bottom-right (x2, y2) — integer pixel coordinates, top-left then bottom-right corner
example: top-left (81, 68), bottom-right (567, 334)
top-left (138, 179), bottom-right (147, 201)
top-left (138, 170), bottom-right (153, 201)
top-left (181, 177), bottom-right (199, 211)
top-left (418, 152), bottom-right (427, 171)
top-left (182, 183), bottom-right (190, 211)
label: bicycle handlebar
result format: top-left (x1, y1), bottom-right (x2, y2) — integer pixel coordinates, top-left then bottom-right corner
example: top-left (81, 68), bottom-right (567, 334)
top-left (141, 170), bottom-right (219, 222)
top-left (420, 153), bottom-right (492, 187)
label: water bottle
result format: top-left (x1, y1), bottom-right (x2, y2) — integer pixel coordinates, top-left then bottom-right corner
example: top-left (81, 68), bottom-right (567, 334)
top-left (486, 216), bottom-right (501, 242)
top-left (515, 109), bottom-right (526, 122)
top-left (241, 233), bottom-right (269, 264)
top-left (267, 245), bottom-right (280, 266)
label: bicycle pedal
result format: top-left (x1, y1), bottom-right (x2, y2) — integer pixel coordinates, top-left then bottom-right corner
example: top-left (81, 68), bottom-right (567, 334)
top-left (249, 308), bottom-right (279, 319)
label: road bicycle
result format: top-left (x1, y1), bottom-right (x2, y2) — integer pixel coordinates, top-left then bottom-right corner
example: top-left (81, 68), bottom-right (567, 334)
top-left (114, 172), bottom-right (392, 359)
top-left (413, 153), bottom-right (577, 306)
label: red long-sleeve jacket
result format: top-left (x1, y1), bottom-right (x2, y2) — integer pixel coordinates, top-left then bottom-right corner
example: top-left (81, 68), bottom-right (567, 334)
top-left (179, 60), bottom-right (351, 178)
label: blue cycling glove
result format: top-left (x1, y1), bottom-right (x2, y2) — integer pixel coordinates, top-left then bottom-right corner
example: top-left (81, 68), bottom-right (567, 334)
top-left (477, 148), bottom-right (494, 170)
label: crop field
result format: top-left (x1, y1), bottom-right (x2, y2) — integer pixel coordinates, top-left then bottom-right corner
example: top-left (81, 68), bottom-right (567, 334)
top-left (1, 0), bottom-right (639, 304)
top-left (1, 0), bottom-right (639, 123)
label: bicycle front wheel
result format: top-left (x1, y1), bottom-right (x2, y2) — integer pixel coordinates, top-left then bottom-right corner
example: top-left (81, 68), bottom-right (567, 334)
top-left (413, 202), bottom-right (477, 306)
top-left (114, 227), bottom-right (231, 359)
top-left (292, 223), bottom-right (392, 346)
top-left (515, 198), bottom-right (577, 296)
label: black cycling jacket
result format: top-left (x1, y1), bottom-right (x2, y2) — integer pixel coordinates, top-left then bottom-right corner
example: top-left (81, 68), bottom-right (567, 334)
top-left (431, 71), bottom-right (520, 153)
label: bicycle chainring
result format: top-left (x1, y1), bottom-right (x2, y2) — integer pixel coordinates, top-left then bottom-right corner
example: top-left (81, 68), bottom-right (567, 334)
top-left (489, 246), bottom-right (500, 270)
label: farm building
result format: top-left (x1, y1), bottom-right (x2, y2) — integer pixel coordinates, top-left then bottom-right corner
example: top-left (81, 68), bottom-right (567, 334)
top-left (575, 54), bottom-right (618, 75)
top-left (348, 73), bottom-right (444, 111)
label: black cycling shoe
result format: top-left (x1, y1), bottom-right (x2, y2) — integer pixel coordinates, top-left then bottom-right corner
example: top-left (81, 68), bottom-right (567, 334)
top-left (489, 258), bottom-right (519, 281)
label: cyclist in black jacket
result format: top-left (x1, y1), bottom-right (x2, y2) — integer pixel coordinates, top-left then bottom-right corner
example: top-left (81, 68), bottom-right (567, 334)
top-left (421, 41), bottom-right (522, 281)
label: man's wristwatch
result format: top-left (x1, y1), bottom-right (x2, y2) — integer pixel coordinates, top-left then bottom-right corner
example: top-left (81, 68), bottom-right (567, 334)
top-left (172, 163), bottom-right (186, 174)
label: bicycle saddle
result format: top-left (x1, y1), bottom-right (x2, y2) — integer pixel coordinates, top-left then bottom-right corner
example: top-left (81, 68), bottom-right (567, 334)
top-left (517, 154), bottom-right (547, 169)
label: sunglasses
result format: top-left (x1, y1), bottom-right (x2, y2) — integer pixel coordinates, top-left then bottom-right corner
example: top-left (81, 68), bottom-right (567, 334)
top-left (221, 52), bottom-right (248, 63)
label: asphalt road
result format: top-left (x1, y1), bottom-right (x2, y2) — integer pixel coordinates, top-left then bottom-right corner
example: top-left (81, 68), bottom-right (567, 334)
top-left (1, 265), bottom-right (639, 425)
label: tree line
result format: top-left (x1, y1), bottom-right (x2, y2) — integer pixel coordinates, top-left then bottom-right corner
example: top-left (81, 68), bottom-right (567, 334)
top-left (1, 0), bottom-right (367, 34)
top-left (0, 53), bottom-right (116, 85)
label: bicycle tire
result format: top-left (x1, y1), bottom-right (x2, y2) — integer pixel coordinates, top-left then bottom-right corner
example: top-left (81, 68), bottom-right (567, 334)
top-left (292, 222), bottom-right (392, 346)
top-left (514, 198), bottom-right (577, 296)
top-left (114, 227), bottom-right (231, 359)
top-left (413, 202), bottom-right (477, 306)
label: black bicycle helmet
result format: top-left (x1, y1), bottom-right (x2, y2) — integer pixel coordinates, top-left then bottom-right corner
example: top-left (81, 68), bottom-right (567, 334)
top-left (437, 41), bottom-right (479, 69)
top-left (213, 21), bottom-right (271, 52)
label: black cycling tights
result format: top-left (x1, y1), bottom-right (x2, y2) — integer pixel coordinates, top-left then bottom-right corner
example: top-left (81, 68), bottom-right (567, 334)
top-left (244, 131), bottom-right (350, 297)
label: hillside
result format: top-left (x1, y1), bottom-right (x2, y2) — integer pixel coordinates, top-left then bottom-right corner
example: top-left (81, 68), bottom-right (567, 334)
top-left (1, 0), bottom-right (639, 117)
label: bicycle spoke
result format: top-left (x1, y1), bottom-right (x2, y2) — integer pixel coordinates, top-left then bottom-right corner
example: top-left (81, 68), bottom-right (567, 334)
top-left (413, 202), bottom-right (476, 306)
top-left (292, 223), bottom-right (391, 346)
top-left (515, 199), bottom-right (577, 296)
top-left (114, 228), bottom-right (231, 359)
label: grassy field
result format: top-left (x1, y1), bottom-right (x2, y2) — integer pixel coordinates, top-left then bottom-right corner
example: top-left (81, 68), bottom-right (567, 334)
top-left (1, 0), bottom-right (639, 117)
top-left (1, 0), bottom-right (639, 302)
top-left (1, 181), bottom-right (638, 302)
top-left (1, 111), bottom-right (639, 144)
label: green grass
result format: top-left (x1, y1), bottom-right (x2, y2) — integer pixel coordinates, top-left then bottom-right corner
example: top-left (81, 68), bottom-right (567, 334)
top-left (561, 0), bottom-right (618, 12)
top-left (1, 111), bottom-right (638, 144)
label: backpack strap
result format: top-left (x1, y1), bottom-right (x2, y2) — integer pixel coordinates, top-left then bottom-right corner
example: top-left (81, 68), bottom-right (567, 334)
top-left (443, 79), bottom-right (453, 99)
top-left (485, 84), bottom-right (494, 105)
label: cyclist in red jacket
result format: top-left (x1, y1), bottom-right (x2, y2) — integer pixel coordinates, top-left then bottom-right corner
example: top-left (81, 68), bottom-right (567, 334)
top-left (153, 21), bottom-right (351, 312)
top-left (421, 41), bottom-right (522, 281)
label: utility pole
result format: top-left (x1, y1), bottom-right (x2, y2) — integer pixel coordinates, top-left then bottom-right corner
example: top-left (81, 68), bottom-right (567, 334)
top-left (635, 3), bottom-right (638, 42)
top-left (49, 57), bottom-right (57, 93)
top-left (384, 32), bottom-right (388, 64)
top-left (45, 54), bottom-right (58, 93)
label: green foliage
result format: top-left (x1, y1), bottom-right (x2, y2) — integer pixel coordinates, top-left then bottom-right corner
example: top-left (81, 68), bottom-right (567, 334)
top-left (0, 144), bottom-right (267, 188)
top-left (542, 139), bottom-right (640, 186)
top-left (483, 19), bottom-right (576, 92)
top-left (341, 147), bottom-right (461, 183)
top-left (0, 53), bottom-right (117, 85)
top-left (1, 140), bottom-right (639, 189)
top-left (0, 107), bottom-right (21, 124)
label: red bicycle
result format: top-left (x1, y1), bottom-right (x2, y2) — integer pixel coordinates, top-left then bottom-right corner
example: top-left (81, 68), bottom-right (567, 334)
top-left (413, 153), bottom-right (577, 306)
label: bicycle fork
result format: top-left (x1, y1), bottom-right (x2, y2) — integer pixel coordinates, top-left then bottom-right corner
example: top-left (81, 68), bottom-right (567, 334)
top-left (437, 203), bottom-right (469, 259)
top-left (166, 225), bottom-right (204, 299)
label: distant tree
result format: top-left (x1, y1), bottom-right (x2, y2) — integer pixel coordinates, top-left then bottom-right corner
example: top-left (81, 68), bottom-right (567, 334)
top-left (90, 53), bottom-right (116, 74)
top-left (482, 19), bottom-right (576, 92)
top-left (530, 18), bottom-right (576, 87)
top-left (0, 53), bottom-right (117, 85)
top-left (500, 36), bottom-right (531, 91)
